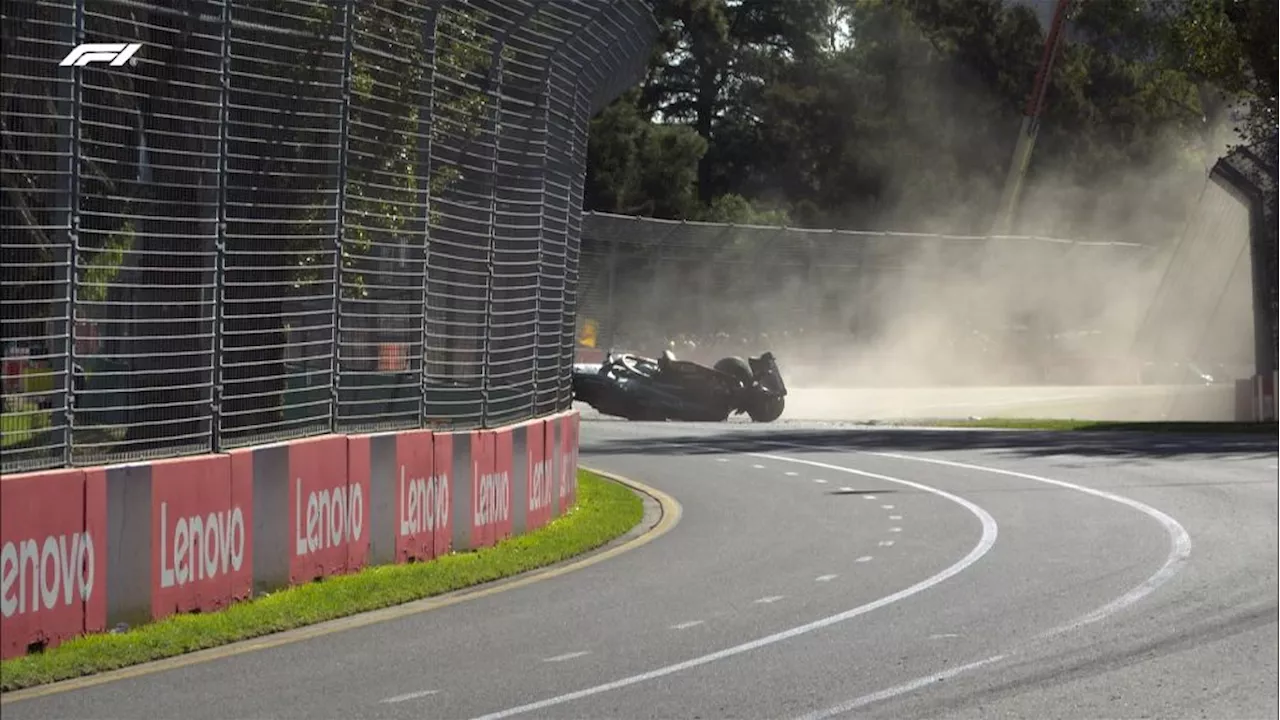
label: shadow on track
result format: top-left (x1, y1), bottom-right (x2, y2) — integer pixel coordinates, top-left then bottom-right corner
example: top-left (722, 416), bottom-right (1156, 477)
top-left (581, 425), bottom-right (1279, 462)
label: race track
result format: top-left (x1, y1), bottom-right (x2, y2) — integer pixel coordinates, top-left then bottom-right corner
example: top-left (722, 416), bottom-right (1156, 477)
top-left (5, 420), bottom-right (1277, 719)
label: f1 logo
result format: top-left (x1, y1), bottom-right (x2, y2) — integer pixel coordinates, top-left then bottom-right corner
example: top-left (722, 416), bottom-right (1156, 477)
top-left (59, 43), bottom-right (142, 67)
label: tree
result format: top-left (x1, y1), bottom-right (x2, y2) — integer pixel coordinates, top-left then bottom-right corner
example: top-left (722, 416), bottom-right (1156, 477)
top-left (585, 0), bottom-right (1268, 234)
top-left (584, 90), bottom-right (706, 218)
top-left (642, 0), bottom-right (838, 203)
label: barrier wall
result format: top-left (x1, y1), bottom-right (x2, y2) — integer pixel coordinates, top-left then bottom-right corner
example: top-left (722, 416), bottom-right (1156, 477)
top-left (1235, 372), bottom-right (1279, 422)
top-left (0, 410), bottom-right (581, 660)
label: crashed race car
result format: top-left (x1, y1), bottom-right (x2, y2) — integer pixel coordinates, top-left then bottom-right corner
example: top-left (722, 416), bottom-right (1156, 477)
top-left (571, 349), bottom-right (787, 422)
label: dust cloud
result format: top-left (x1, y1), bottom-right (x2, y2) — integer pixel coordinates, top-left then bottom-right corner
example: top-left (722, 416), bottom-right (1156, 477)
top-left (598, 23), bottom-right (1260, 422)
top-left (767, 134), bottom-right (1256, 421)
top-left (642, 122), bottom-right (1257, 422)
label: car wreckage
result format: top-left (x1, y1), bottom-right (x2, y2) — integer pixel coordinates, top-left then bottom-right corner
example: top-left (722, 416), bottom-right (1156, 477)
top-left (571, 349), bottom-right (788, 422)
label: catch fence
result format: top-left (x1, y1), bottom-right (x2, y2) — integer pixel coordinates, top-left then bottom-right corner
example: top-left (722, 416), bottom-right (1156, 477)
top-left (577, 212), bottom-right (1183, 386)
top-left (0, 0), bottom-right (657, 474)
top-left (1208, 135), bottom-right (1278, 381)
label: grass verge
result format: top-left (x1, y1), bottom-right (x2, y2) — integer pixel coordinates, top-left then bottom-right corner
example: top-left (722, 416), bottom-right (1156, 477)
top-left (901, 418), bottom-right (1279, 434)
top-left (1, 468), bottom-right (644, 693)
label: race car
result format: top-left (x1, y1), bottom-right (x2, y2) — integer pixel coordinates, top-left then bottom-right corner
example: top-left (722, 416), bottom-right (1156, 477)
top-left (571, 349), bottom-right (787, 422)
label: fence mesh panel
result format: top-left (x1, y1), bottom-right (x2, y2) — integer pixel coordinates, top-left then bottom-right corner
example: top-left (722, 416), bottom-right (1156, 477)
top-left (577, 212), bottom-right (1182, 385)
top-left (1, 0), bottom-right (76, 473)
top-left (1, 0), bottom-right (656, 473)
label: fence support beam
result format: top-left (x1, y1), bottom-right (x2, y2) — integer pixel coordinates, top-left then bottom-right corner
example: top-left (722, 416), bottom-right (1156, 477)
top-left (211, 0), bottom-right (231, 453)
top-left (331, 0), bottom-right (355, 434)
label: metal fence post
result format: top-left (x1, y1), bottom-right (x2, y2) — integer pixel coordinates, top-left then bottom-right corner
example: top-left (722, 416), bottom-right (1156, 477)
top-left (559, 84), bottom-right (588, 410)
top-left (530, 70), bottom-right (551, 418)
top-left (418, 9), bottom-right (438, 430)
top-left (211, 0), bottom-right (231, 452)
top-left (480, 45), bottom-right (504, 428)
top-left (331, 0), bottom-right (355, 435)
top-left (60, 0), bottom-right (87, 467)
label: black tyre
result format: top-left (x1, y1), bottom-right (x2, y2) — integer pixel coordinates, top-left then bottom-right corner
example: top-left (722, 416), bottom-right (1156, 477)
top-left (747, 392), bottom-right (785, 423)
top-left (713, 356), bottom-right (753, 386)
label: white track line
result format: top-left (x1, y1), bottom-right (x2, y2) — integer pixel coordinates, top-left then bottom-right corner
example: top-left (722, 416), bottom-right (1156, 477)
top-left (787, 446), bottom-right (1192, 719)
top-left (468, 453), bottom-right (999, 720)
top-left (672, 621), bottom-right (704, 630)
top-left (796, 656), bottom-right (1008, 719)
top-left (381, 689), bottom-right (439, 704)
top-left (542, 651), bottom-right (590, 663)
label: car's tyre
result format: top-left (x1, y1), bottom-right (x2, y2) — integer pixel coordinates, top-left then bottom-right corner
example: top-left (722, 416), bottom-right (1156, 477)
top-left (747, 392), bottom-right (785, 423)
top-left (714, 356), bottom-right (753, 386)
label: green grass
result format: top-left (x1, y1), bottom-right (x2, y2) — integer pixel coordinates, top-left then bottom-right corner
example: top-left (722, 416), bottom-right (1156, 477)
top-left (900, 418), bottom-right (1279, 434)
top-left (0, 469), bottom-right (644, 693)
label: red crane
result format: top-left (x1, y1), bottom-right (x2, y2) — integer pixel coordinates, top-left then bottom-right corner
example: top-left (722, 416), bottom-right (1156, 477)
top-left (990, 0), bottom-right (1074, 236)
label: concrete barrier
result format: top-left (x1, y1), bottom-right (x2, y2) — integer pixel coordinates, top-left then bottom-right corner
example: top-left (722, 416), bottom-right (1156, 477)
top-left (1236, 373), bottom-right (1278, 422)
top-left (0, 409), bottom-right (582, 660)
top-left (0, 468), bottom-right (106, 658)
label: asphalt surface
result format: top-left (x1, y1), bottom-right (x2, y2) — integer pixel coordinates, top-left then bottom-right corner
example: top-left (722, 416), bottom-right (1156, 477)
top-left (5, 415), bottom-right (1278, 719)
top-left (781, 384), bottom-right (1238, 422)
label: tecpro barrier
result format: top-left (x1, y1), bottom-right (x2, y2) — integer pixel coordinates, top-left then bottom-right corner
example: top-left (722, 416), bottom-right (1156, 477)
top-left (0, 410), bottom-right (581, 660)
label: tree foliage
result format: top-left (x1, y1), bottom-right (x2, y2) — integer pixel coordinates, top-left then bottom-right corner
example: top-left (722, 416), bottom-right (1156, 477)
top-left (585, 0), bottom-right (1278, 233)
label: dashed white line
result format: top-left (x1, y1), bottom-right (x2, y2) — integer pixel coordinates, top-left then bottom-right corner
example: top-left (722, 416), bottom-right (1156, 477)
top-left (755, 595), bottom-right (785, 604)
top-left (855, 556), bottom-right (873, 563)
top-left (671, 621), bottom-right (704, 630)
top-left (467, 452), bottom-right (999, 720)
top-left (716, 457), bottom-right (729, 463)
top-left (788, 446), bottom-right (1192, 720)
top-left (813, 479), bottom-right (828, 484)
top-left (878, 540), bottom-right (895, 547)
top-left (382, 690), bottom-right (439, 704)
top-left (752, 464), bottom-right (765, 469)
top-left (839, 486), bottom-right (855, 492)
top-left (815, 574), bottom-right (838, 582)
top-left (863, 495), bottom-right (877, 500)
top-left (888, 527), bottom-right (903, 533)
top-left (881, 504), bottom-right (895, 510)
top-left (889, 515), bottom-right (903, 520)
top-left (785, 471), bottom-right (799, 476)
top-left (543, 651), bottom-right (591, 663)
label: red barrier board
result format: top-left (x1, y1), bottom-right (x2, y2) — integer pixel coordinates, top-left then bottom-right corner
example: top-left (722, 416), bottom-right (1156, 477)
top-left (469, 431), bottom-right (500, 549)
top-left (0, 469), bottom-right (106, 659)
top-left (560, 413), bottom-right (579, 510)
top-left (525, 421), bottom-right (551, 532)
top-left (288, 436), bottom-right (364, 584)
top-left (150, 455), bottom-right (251, 621)
top-left (83, 469), bottom-right (107, 636)
top-left (394, 430), bottom-right (443, 563)
top-left (344, 437), bottom-right (372, 572)
top-left (543, 416), bottom-right (560, 518)
top-left (433, 432), bottom-right (454, 557)
top-left (491, 428), bottom-right (515, 543)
